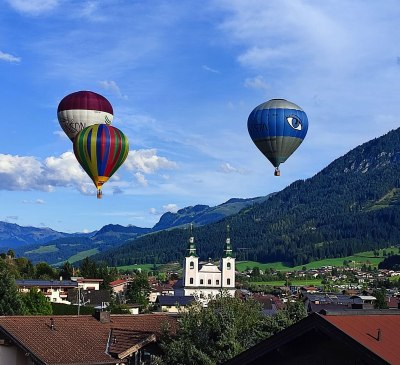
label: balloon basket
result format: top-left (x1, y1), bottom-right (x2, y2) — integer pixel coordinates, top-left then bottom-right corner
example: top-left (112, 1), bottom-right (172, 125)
top-left (274, 169), bottom-right (281, 177)
top-left (97, 190), bottom-right (103, 199)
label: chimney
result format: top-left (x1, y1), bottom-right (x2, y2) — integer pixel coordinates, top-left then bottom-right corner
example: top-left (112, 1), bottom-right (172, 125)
top-left (93, 309), bottom-right (110, 323)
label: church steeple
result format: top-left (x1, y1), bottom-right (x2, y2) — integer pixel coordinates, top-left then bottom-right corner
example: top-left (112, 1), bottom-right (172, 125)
top-left (187, 223), bottom-right (197, 257)
top-left (223, 224), bottom-right (233, 258)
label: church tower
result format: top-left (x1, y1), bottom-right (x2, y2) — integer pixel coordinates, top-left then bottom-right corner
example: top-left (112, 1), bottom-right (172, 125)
top-left (183, 224), bottom-right (199, 289)
top-left (221, 225), bottom-right (235, 293)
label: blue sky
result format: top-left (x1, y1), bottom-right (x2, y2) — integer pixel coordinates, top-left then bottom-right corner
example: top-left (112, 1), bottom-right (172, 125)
top-left (1, 0), bottom-right (400, 233)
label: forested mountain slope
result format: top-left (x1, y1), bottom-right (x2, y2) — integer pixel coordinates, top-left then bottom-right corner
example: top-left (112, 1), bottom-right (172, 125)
top-left (94, 128), bottom-right (400, 267)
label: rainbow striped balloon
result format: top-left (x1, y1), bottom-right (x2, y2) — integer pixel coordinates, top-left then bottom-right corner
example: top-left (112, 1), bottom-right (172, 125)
top-left (73, 124), bottom-right (129, 198)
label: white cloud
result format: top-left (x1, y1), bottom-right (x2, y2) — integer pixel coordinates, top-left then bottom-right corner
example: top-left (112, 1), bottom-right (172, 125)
top-left (98, 80), bottom-right (127, 99)
top-left (0, 153), bottom-right (93, 193)
top-left (6, 0), bottom-right (60, 15)
top-left (202, 65), bottom-right (220, 73)
top-left (219, 162), bottom-right (248, 174)
top-left (163, 204), bottom-right (178, 213)
top-left (134, 172), bottom-right (148, 187)
top-left (0, 51), bottom-right (21, 63)
top-left (124, 149), bottom-right (178, 174)
top-left (244, 75), bottom-right (268, 90)
top-left (22, 199), bottom-right (45, 204)
top-left (149, 207), bottom-right (158, 215)
top-left (78, 1), bottom-right (105, 22)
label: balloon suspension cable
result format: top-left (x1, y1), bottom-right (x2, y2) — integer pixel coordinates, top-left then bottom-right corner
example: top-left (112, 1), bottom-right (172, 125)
top-left (97, 188), bottom-right (103, 199)
top-left (274, 167), bottom-right (281, 177)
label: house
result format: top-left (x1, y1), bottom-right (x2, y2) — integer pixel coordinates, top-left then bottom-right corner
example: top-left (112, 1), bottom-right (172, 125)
top-left (148, 284), bottom-right (174, 304)
top-left (16, 278), bottom-right (104, 305)
top-left (156, 295), bottom-right (195, 313)
top-left (16, 279), bottom-right (78, 304)
top-left (174, 226), bottom-right (236, 305)
top-left (251, 294), bottom-right (283, 316)
top-left (110, 279), bottom-right (131, 295)
top-left (0, 311), bottom-right (177, 365)
top-left (224, 310), bottom-right (400, 365)
top-left (72, 277), bottom-right (104, 290)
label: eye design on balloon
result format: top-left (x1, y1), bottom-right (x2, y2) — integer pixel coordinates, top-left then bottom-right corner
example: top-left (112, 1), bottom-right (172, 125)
top-left (286, 116), bottom-right (302, 131)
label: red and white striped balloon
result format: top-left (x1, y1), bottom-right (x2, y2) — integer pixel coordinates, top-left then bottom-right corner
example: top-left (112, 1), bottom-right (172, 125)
top-left (57, 91), bottom-right (113, 141)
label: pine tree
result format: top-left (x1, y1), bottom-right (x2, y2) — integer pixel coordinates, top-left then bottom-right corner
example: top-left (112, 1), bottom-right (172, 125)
top-left (0, 268), bottom-right (26, 315)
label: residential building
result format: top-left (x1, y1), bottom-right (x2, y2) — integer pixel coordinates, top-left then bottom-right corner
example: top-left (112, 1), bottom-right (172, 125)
top-left (0, 311), bottom-right (177, 365)
top-left (16, 278), bottom-right (104, 305)
top-left (16, 279), bottom-right (77, 304)
top-left (224, 311), bottom-right (400, 365)
top-left (155, 295), bottom-right (195, 313)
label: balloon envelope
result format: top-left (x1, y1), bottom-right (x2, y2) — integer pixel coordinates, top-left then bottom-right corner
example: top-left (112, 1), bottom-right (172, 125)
top-left (247, 99), bottom-right (308, 173)
top-left (73, 124), bottom-right (129, 197)
top-left (57, 91), bottom-right (113, 141)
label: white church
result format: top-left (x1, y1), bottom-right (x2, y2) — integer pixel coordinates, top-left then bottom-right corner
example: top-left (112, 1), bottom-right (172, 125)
top-left (174, 225), bottom-right (236, 304)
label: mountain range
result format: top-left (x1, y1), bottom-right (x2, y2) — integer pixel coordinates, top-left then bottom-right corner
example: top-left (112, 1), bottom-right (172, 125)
top-left (6, 196), bottom-right (269, 264)
top-left (5, 127), bottom-right (400, 267)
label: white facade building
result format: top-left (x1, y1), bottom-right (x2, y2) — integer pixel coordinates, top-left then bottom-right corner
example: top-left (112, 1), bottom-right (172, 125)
top-left (174, 226), bottom-right (236, 304)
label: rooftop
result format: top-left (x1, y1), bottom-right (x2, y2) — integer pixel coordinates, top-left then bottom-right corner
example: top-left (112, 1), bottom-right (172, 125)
top-left (0, 313), bottom-right (177, 365)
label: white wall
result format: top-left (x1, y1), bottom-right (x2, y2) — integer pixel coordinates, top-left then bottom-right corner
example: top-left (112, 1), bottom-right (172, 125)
top-left (0, 345), bottom-right (33, 365)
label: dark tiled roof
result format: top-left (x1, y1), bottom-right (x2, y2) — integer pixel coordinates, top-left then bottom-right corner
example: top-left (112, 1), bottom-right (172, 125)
top-left (0, 313), bottom-right (177, 365)
top-left (156, 295), bottom-right (195, 306)
top-left (16, 280), bottom-right (78, 288)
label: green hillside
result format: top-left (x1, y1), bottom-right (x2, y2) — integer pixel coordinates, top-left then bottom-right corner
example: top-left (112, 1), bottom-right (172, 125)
top-left (93, 128), bottom-right (400, 267)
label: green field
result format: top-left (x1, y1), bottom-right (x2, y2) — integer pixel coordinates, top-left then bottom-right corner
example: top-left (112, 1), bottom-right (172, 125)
top-left (235, 261), bottom-right (292, 272)
top-left (235, 247), bottom-right (397, 272)
top-left (67, 248), bottom-right (99, 264)
top-left (25, 245), bottom-right (58, 254)
top-left (117, 263), bottom-right (158, 272)
top-left (252, 279), bottom-right (323, 287)
top-left (114, 248), bottom-right (398, 274)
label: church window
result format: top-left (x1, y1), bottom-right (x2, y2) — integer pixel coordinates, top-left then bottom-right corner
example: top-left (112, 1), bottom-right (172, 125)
top-left (227, 262), bottom-right (231, 270)
top-left (227, 278), bottom-right (231, 285)
top-left (200, 279), bottom-right (204, 285)
top-left (190, 278), bottom-right (193, 284)
top-left (190, 261), bottom-right (194, 269)
top-left (208, 279), bottom-right (211, 285)
top-left (216, 280), bottom-right (220, 285)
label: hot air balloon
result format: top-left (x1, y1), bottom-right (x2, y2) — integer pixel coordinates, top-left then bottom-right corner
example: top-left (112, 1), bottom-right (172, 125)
top-left (247, 98), bottom-right (308, 176)
top-left (57, 91), bottom-right (113, 141)
top-left (73, 124), bottom-right (129, 198)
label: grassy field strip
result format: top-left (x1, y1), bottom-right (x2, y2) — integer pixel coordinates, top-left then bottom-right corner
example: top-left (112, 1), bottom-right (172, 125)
top-left (235, 247), bottom-right (397, 272)
top-left (252, 279), bottom-right (323, 287)
top-left (115, 248), bottom-right (398, 273)
top-left (67, 248), bottom-right (99, 264)
top-left (117, 264), bottom-right (157, 271)
top-left (25, 245), bottom-right (58, 254)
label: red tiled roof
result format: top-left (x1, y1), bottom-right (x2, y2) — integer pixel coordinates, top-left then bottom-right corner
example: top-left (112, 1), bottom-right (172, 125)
top-left (76, 278), bottom-right (103, 283)
top-left (109, 279), bottom-right (128, 287)
top-left (108, 328), bottom-right (156, 359)
top-left (324, 314), bottom-right (400, 364)
top-left (0, 313), bottom-right (176, 365)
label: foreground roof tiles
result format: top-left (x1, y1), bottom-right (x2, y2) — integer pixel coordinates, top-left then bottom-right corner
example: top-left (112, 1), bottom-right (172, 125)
top-left (324, 313), bottom-right (400, 364)
top-left (0, 313), bottom-right (176, 365)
